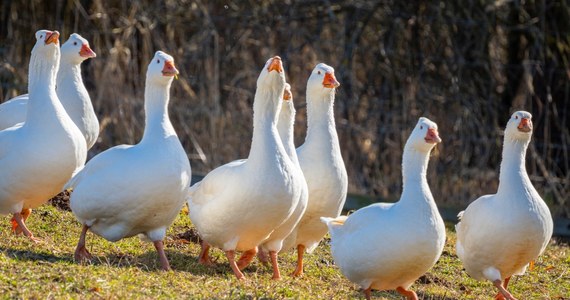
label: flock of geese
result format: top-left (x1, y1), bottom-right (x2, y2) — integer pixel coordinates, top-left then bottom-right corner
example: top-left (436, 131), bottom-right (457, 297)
top-left (0, 30), bottom-right (554, 300)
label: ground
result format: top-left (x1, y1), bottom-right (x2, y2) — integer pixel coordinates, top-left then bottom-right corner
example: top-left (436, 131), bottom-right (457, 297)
top-left (0, 203), bottom-right (568, 299)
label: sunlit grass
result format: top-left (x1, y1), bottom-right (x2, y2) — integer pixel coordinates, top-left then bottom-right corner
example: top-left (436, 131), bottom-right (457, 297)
top-left (0, 205), bottom-right (568, 299)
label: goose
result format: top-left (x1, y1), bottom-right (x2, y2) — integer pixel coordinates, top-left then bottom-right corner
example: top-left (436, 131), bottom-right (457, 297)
top-left (0, 33), bottom-right (98, 149)
top-left (455, 111), bottom-right (553, 300)
top-left (188, 56), bottom-right (303, 279)
top-left (240, 83), bottom-right (309, 279)
top-left (67, 51), bottom-right (191, 270)
top-left (322, 117), bottom-right (445, 300)
top-left (0, 30), bottom-right (87, 241)
top-left (284, 63), bottom-right (348, 276)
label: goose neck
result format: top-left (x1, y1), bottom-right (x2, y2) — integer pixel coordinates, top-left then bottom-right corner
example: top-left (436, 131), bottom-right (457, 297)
top-left (25, 50), bottom-right (61, 124)
top-left (497, 137), bottom-right (531, 194)
top-left (401, 145), bottom-right (431, 199)
top-left (277, 103), bottom-right (299, 164)
top-left (248, 87), bottom-right (282, 161)
top-left (141, 83), bottom-right (176, 142)
top-left (305, 91), bottom-right (339, 148)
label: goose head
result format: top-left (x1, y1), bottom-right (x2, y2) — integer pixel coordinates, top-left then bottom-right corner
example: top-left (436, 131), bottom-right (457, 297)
top-left (32, 29), bottom-right (60, 58)
top-left (307, 63), bottom-right (340, 98)
top-left (61, 33), bottom-right (96, 64)
top-left (406, 117), bottom-right (442, 153)
top-left (146, 51), bottom-right (179, 86)
top-left (505, 111), bottom-right (533, 141)
top-left (257, 56), bottom-right (286, 92)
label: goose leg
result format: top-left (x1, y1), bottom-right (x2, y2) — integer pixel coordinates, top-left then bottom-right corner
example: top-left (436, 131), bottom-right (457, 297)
top-left (237, 247), bottom-right (258, 270)
top-left (396, 287), bottom-right (418, 300)
top-left (292, 244), bottom-right (305, 277)
top-left (198, 240), bottom-right (213, 265)
top-left (225, 250), bottom-right (245, 280)
top-left (11, 210), bottom-right (39, 242)
top-left (74, 224), bottom-right (92, 263)
top-left (363, 287), bottom-right (372, 300)
top-left (153, 240), bottom-right (171, 271)
top-left (494, 278), bottom-right (516, 300)
top-left (269, 250), bottom-right (281, 280)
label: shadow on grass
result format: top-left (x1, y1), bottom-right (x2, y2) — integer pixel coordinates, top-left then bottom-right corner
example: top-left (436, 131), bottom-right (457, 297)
top-left (0, 246), bottom-right (73, 264)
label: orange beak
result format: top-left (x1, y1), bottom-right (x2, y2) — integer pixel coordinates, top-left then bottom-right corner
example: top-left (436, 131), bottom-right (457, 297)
top-left (517, 117), bottom-right (532, 133)
top-left (45, 31), bottom-right (59, 45)
top-left (268, 56), bottom-right (283, 73)
top-left (323, 72), bottom-right (340, 88)
top-left (162, 60), bottom-right (179, 77)
top-left (79, 44), bottom-right (96, 58)
top-left (425, 128), bottom-right (442, 144)
top-left (283, 88), bottom-right (292, 101)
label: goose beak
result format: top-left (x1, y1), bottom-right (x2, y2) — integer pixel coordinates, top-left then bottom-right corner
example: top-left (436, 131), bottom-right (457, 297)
top-left (268, 56), bottom-right (283, 73)
top-left (425, 128), bottom-right (442, 144)
top-left (283, 88), bottom-right (292, 101)
top-left (45, 31), bottom-right (60, 45)
top-left (79, 44), bottom-right (97, 58)
top-left (323, 72), bottom-right (340, 88)
top-left (162, 61), bottom-right (179, 77)
top-left (517, 117), bottom-right (532, 133)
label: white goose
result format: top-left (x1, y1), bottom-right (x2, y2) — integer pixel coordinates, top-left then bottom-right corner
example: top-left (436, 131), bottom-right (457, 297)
top-left (67, 51), bottom-right (191, 270)
top-left (322, 117), bottom-right (445, 300)
top-left (0, 30), bottom-right (87, 240)
top-left (455, 111), bottom-right (553, 300)
top-left (0, 33), bottom-right (98, 149)
top-left (248, 83), bottom-right (309, 279)
top-left (284, 63), bottom-right (348, 276)
top-left (188, 56), bottom-right (302, 279)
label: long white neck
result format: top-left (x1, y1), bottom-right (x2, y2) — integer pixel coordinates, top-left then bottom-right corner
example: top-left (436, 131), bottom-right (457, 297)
top-left (56, 60), bottom-right (97, 133)
top-left (247, 86), bottom-right (283, 162)
top-left (25, 48), bottom-right (65, 125)
top-left (141, 82), bottom-right (176, 143)
top-left (304, 90), bottom-right (340, 153)
top-left (277, 101), bottom-right (300, 165)
top-left (400, 144), bottom-right (434, 206)
top-left (497, 136), bottom-right (532, 195)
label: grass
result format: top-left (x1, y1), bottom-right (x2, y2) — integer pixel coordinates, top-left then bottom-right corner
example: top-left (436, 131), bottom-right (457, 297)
top-left (0, 204), bottom-right (568, 299)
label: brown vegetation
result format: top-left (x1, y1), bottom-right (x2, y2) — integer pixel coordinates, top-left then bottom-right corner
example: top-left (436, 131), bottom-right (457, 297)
top-left (1, 0), bottom-right (568, 218)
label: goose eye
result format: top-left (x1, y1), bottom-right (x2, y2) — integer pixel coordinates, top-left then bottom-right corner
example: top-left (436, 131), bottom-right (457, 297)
top-left (73, 42), bottom-right (77, 46)
top-left (420, 125), bottom-right (423, 130)
top-left (515, 116), bottom-right (519, 119)
top-left (40, 35), bottom-right (43, 38)
top-left (317, 71), bottom-right (321, 75)
top-left (157, 59), bottom-right (160, 64)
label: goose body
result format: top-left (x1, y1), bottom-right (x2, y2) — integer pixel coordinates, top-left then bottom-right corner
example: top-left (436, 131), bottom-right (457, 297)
top-left (455, 111), bottom-right (553, 300)
top-left (322, 117), bottom-right (445, 300)
top-left (68, 51), bottom-right (190, 270)
top-left (284, 63), bottom-right (348, 276)
top-left (0, 30), bottom-right (87, 239)
top-left (0, 34), bottom-right (98, 149)
top-left (188, 57), bottom-right (302, 279)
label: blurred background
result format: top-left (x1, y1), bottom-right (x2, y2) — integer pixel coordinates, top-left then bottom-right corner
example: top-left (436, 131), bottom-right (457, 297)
top-left (0, 1), bottom-right (568, 222)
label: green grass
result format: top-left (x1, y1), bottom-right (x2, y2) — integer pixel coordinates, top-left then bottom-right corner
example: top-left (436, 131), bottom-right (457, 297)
top-left (0, 204), bottom-right (568, 299)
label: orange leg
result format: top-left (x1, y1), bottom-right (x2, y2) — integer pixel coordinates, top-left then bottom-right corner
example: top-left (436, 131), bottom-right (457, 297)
top-left (396, 287), bottom-right (418, 300)
top-left (494, 277), bottom-right (516, 300)
top-left (363, 287), bottom-right (372, 300)
top-left (11, 210), bottom-right (39, 242)
top-left (291, 244), bottom-right (305, 277)
top-left (269, 251), bottom-right (281, 280)
top-left (153, 240), bottom-right (171, 271)
top-left (198, 240), bottom-right (213, 265)
top-left (237, 247), bottom-right (258, 270)
top-left (74, 224), bottom-right (92, 263)
top-left (11, 208), bottom-right (32, 235)
top-left (225, 250), bottom-right (245, 280)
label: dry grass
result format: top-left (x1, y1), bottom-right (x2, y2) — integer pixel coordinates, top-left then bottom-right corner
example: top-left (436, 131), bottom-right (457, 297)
top-left (0, 203), bottom-right (568, 299)
top-left (0, 1), bottom-right (568, 218)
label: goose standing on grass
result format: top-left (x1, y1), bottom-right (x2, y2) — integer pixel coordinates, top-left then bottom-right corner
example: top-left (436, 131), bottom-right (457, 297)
top-left (0, 33), bottom-right (99, 149)
top-left (455, 111), bottom-right (553, 300)
top-left (188, 56), bottom-right (303, 280)
top-left (283, 63), bottom-right (348, 277)
top-left (242, 83), bottom-right (309, 279)
top-left (0, 30), bottom-right (87, 241)
top-left (67, 51), bottom-right (191, 270)
top-left (322, 117), bottom-right (445, 300)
